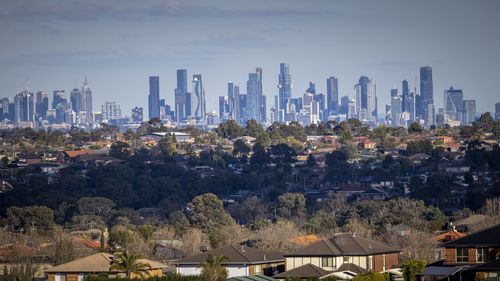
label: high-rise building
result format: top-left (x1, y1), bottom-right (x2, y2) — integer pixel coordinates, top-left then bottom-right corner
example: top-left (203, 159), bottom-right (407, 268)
top-left (35, 91), bottom-right (48, 118)
top-left (101, 102), bottom-right (121, 122)
top-left (191, 74), bottom-right (206, 120)
top-left (261, 94), bottom-right (267, 123)
top-left (14, 90), bottom-right (34, 123)
top-left (148, 76), bottom-right (160, 120)
top-left (443, 87), bottom-right (464, 122)
top-left (420, 66), bottom-right (434, 126)
top-left (278, 63), bottom-right (292, 112)
top-left (245, 69), bottom-right (263, 123)
top-left (496, 102), bottom-right (500, 120)
top-left (174, 69), bottom-right (188, 122)
top-left (131, 106), bottom-right (143, 123)
top-left (306, 82), bottom-right (316, 95)
top-left (354, 76), bottom-right (377, 121)
top-left (462, 100), bottom-right (476, 125)
top-left (219, 96), bottom-right (228, 121)
top-left (52, 90), bottom-right (67, 124)
top-left (326, 76), bottom-right (339, 115)
top-left (390, 88), bottom-right (402, 127)
top-left (340, 95), bottom-right (349, 115)
top-left (70, 88), bottom-right (81, 113)
top-left (81, 77), bottom-right (93, 125)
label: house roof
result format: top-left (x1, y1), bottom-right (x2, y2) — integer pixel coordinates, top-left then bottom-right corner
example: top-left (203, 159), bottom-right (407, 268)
top-left (468, 261), bottom-right (500, 271)
top-left (335, 263), bottom-right (368, 274)
top-left (174, 245), bottom-right (284, 265)
top-left (45, 253), bottom-right (166, 273)
top-left (453, 214), bottom-right (489, 227)
top-left (273, 263), bottom-right (332, 279)
top-left (286, 233), bottom-right (399, 257)
top-left (227, 275), bottom-right (277, 281)
top-left (433, 230), bottom-right (465, 243)
top-left (444, 224), bottom-right (500, 247)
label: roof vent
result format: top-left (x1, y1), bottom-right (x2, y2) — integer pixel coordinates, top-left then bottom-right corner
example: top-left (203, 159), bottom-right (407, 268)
top-left (264, 254), bottom-right (267, 261)
top-left (241, 245), bottom-right (245, 252)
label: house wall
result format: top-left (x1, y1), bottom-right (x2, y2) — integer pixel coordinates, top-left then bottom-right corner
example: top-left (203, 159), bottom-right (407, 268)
top-left (444, 247), bottom-right (500, 265)
top-left (176, 265), bottom-right (248, 278)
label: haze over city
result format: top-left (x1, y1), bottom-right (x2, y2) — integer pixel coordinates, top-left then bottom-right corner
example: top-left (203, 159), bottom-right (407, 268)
top-left (1, 0), bottom-right (500, 116)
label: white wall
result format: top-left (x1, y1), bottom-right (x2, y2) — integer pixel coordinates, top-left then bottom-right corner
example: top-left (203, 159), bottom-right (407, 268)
top-left (176, 265), bottom-right (248, 278)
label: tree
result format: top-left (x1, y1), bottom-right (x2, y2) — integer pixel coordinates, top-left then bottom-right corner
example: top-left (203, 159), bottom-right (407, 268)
top-left (408, 122), bottom-right (424, 133)
top-left (109, 250), bottom-right (151, 278)
top-left (109, 141), bottom-right (131, 159)
top-left (5, 206), bottom-right (54, 232)
top-left (187, 193), bottom-right (235, 233)
top-left (352, 272), bottom-right (387, 281)
top-left (401, 259), bottom-right (426, 281)
top-left (158, 133), bottom-right (177, 156)
top-left (200, 254), bottom-right (228, 281)
top-left (306, 154), bottom-right (316, 167)
top-left (277, 193), bottom-right (306, 220)
top-left (215, 120), bottom-right (244, 139)
top-left (232, 139), bottom-right (251, 158)
top-left (54, 228), bottom-right (74, 265)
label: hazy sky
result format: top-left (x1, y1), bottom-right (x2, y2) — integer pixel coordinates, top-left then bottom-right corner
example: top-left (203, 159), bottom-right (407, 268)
top-left (1, 0), bottom-right (499, 117)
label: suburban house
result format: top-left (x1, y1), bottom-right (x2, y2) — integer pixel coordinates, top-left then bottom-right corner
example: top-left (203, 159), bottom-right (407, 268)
top-left (273, 263), bottom-right (368, 280)
top-left (174, 245), bottom-right (285, 278)
top-left (45, 252), bottom-right (166, 281)
top-left (284, 233), bottom-right (400, 273)
top-left (420, 224), bottom-right (500, 281)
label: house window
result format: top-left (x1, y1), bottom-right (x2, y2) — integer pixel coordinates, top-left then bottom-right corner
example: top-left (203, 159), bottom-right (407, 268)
top-left (456, 247), bottom-right (469, 263)
top-left (254, 265), bottom-right (262, 274)
top-left (322, 257), bottom-right (333, 267)
top-left (476, 248), bottom-right (487, 263)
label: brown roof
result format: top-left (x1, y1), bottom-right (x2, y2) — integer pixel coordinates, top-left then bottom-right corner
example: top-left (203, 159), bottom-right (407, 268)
top-left (64, 150), bottom-right (93, 158)
top-left (433, 230), bottom-right (466, 243)
top-left (286, 233), bottom-right (399, 257)
top-left (45, 253), bottom-right (166, 273)
top-left (175, 245), bottom-right (284, 265)
top-left (273, 264), bottom-right (332, 279)
top-left (336, 263), bottom-right (368, 274)
top-left (444, 224), bottom-right (500, 247)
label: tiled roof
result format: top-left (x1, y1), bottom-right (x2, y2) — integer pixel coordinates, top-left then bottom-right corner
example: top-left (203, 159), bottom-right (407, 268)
top-left (273, 263), bottom-right (332, 279)
top-left (175, 245), bottom-right (284, 265)
top-left (286, 233), bottom-right (399, 256)
top-left (45, 253), bottom-right (165, 273)
top-left (227, 275), bottom-right (277, 281)
top-left (444, 224), bottom-right (500, 247)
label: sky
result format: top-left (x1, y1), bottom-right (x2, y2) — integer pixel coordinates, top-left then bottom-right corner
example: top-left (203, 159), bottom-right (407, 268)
top-left (1, 0), bottom-right (500, 117)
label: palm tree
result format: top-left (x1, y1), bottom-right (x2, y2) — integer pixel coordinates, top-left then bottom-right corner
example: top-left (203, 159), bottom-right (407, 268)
top-left (201, 254), bottom-right (228, 281)
top-left (109, 250), bottom-right (151, 278)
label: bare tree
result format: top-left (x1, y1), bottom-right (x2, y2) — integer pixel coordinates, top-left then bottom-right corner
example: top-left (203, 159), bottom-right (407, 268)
top-left (255, 220), bottom-right (303, 252)
top-left (179, 228), bottom-right (210, 257)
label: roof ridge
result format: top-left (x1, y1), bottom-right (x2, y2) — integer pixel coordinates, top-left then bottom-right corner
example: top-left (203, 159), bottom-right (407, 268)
top-left (323, 238), bottom-right (340, 254)
top-left (230, 245), bottom-right (252, 263)
top-left (350, 235), bottom-right (369, 254)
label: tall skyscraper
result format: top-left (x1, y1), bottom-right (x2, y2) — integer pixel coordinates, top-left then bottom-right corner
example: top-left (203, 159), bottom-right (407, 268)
top-left (402, 80), bottom-right (410, 113)
top-left (219, 96), bottom-right (228, 120)
top-left (191, 74), bottom-right (206, 120)
top-left (278, 63), bottom-right (292, 112)
top-left (131, 106), bottom-right (143, 123)
top-left (70, 88), bottom-right (81, 113)
top-left (175, 69), bottom-right (188, 122)
top-left (340, 95), bottom-right (349, 115)
top-left (420, 66), bottom-right (434, 126)
top-left (101, 101), bottom-right (121, 121)
top-left (246, 69), bottom-right (263, 123)
top-left (306, 82), bottom-right (316, 95)
top-left (390, 88), bottom-right (402, 127)
top-left (496, 102), bottom-right (500, 120)
top-left (326, 76), bottom-right (339, 115)
top-left (462, 100), bottom-right (476, 125)
top-left (443, 87), bottom-right (464, 121)
top-left (81, 77), bottom-right (93, 125)
top-left (148, 76), bottom-right (160, 120)
top-left (52, 90), bottom-right (67, 124)
top-left (354, 76), bottom-right (377, 121)
top-left (35, 91), bottom-right (48, 118)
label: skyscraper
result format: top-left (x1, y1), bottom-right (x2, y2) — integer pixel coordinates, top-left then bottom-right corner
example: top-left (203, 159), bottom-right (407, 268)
top-left (131, 106), bottom-right (143, 123)
top-left (70, 88), bottom-right (81, 113)
top-left (218, 96), bottom-right (228, 120)
top-left (462, 100), bottom-right (476, 125)
top-left (354, 76), bottom-right (377, 121)
top-left (420, 66), bottom-right (434, 126)
top-left (306, 82), bottom-right (316, 95)
top-left (101, 101), bottom-right (121, 122)
top-left (496, 102), bottom-right (500, 120)
top-left (81, 77), bottom-right (93, 125)
top-left (326, 76), bottom-right (339, 115)
top-left (148, 76), bottom-right (160, 120)
top-left (443, 87), bottom-right (464, 121)
top-left (246, 69), bottom-right (263, 123)
top-left (52, 90), bottom-right (67, 124)
top-left (402, 80), bottom-right (410, 113)
top-left (278, 63), bottom-right (292, 112)
top-left (35, 91), bottom-right (48, 118)
top-left (174, 69), bottom-right (188, 122)
top-left (191, 74), bottom-right (206, 120)
top-left (390, 88), bottom-right (402, 127)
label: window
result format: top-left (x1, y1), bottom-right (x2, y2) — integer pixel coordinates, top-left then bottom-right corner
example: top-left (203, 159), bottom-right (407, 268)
top-left (456, 248), bottom-right (469, 263)
top-left (477, 248), bottom-right (488, 263)
top-left (321, 257), bottom-right (333, 267)
top-left (254, 265), bottom-right (262, 274)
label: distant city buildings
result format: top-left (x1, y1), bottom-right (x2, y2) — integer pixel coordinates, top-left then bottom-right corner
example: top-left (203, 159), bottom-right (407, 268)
top-left (0, 64), bottom-right (491, 130)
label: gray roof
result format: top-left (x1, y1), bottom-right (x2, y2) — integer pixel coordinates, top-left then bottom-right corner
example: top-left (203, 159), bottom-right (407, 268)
top-left (336, 263), bottom-right (368, 274)
top-left (174, 245), bottom-right (284, 265)
top-left (286, 233), bottom-right (399, 257)
top-left (273, 264), bottom-right (332, 279)
top-left (227, 275), bottom-right (277, 281)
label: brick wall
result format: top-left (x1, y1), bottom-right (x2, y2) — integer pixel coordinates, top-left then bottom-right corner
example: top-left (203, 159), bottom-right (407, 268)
top-left (386, 253), bottom-right (399, 269)
top-left (374, 254), bottom-right (384, 272)
top-left (444, 248), bottom-right (456, 264)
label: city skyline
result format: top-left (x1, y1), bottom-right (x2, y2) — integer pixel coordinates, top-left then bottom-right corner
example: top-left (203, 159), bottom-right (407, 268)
top-left (1, 0), bottom-right (499, 117)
